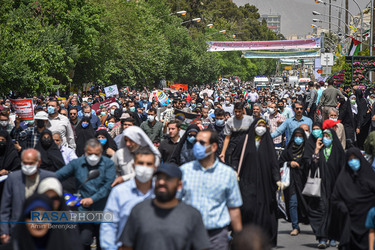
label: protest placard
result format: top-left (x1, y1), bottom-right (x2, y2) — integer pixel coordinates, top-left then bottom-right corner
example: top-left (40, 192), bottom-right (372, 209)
top-left (91, 97), bottom-right (116, 114)
top-left (10, 99), bottom-right (34, 120)
top-left (174, 109), bottom-right (200, 130)
top-left (104, 85), bottom-right (119, 97)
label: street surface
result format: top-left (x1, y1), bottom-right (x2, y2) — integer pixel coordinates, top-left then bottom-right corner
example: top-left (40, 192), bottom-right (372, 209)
top-left (277, 219), bottom-right (321, 249)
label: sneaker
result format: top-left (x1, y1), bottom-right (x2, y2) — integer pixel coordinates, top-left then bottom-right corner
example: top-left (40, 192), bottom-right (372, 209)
top-left (290, 229), bottom-right (299, 236)
top-left (329, 240), bottom-right (337, 247)
top-left (317, 241), bottom-right (327, 249)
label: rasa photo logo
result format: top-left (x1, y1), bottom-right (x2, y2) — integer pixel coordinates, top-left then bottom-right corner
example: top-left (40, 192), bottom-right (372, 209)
top-left (30, 211), bottom-right (113, 223)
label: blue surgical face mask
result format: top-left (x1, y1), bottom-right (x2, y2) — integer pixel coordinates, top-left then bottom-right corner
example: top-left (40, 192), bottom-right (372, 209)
top-left (348, 158), bottom-right (361, 172)
top-left (47, 106), bottom-right (55, 115)
top-left (193, 142), bottom-right (212, 160)
top-left (322, 137), bottom-right (332, 147)
top-left (187, 136), bottom-right (196, 144)
top-left (312, 129), bottom-right (323, 139)
top-left (108, 122), bottom-right (115, 129)
top-left (98, 138), bottom-right (107, 146)
top-left (88, 102), bottom-right (92, 105)
top-left (100, 112), bottom-right (106, 116)
top-left (294, 136), bottom-right (304, 146)
top-left (215, 119), bottom-right (225, 126)
top-left (81, 122), bottom-right (89, 128)
top-left (129, 107), bottom-right (136, 112)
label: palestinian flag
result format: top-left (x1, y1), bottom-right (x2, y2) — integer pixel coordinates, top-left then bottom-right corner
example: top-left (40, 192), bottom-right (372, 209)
top-left (348, 37), bottom-right (361, 56)
top-left (363, 29), bottom-right (370, 38)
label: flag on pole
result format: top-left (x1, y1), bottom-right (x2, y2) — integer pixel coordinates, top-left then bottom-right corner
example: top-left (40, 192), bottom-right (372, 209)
top-left (348, 25), bottom-right (357, 31)
top-left (243, 91), bottom-right (249, 99)
top-left (348, 37), bottom-right (361, 56)
top-left (335, 44), bottom-right (341, 58)
top-left (363, 29), bottom-right (370, 38)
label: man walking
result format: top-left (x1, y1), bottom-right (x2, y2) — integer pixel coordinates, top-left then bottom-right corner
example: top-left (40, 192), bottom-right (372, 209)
top-left (180, 130), bottom-right (243, 249)
top-left (318, 79), bottom-right (345, 121)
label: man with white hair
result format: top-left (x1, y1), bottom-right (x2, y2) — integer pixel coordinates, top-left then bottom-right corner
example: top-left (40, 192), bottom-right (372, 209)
top-left (0, 148), bottom-right (56, 244)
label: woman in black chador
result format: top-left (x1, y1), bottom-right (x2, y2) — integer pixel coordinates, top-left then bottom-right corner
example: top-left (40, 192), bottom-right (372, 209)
top-left (237, 118), bottom-right (280, 247)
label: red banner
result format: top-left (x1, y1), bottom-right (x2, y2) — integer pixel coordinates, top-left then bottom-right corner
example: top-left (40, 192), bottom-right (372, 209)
top-left (91, 97), bottom-right (116, 114)
top-left (170, 84), bottom-right (188, 91)
top-left (10, 99), bottom-right (34, 120)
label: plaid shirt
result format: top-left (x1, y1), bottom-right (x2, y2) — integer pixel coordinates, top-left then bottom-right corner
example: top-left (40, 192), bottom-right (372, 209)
top-left (265, 112), bottom-right (286, 144)
top-left (16, 127), bottom-right (41, 149)
top-left (179, 159), bottom-right (243, 230)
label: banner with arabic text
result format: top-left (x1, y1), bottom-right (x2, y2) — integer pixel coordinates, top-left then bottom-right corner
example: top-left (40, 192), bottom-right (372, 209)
top-left (243, 50), bottom-right (320, 59)
top-left (207, 38), bottom-right (321, 52)
top-left (10, 99), bottom-right (34, 120)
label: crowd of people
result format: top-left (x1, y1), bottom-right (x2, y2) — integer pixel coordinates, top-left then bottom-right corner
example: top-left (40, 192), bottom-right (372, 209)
top-left (1, 79), bottom-right (375, 250)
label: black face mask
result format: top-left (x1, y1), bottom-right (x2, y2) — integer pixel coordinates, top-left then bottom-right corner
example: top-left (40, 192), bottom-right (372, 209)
top-left (0, 141), bottom-right (6, 152)
top-left (41, 138), bottom-right (53, 148)
top-left (36, 120), bottom-right (45, 129)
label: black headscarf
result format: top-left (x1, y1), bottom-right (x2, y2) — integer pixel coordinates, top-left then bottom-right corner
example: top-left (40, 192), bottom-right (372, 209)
top-left (303, 122), bottom-right (322, 165)
top-left (278, 127), bottom-right (309, 224)
top-left (10, 194), bottom-right (83, 250)
top-left (75, 117), bottom-right (95, 157)
top-left (34, 130), bottom-right (65, 172)
top-left (0, 130), bottom-right (21, 172)
top-left (170, 124), bottom-right (200, 166)
top-left (95, 129), bottom-right (118, 157)
top-left (329, 147), bottom-right (375, 249)
top-left (237, 118), bottom-right (280, 247)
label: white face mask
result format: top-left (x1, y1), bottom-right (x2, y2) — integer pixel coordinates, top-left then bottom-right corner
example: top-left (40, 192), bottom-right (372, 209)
top-left (21, 163), bottom-right (38, 176)
top-left (0, 121), bottom-right (9, 127)
top-left (305, 131), bottom-right (310, 138)
top-left (255, 126), bottom-right (267, 136)
top-left (269, 108), bottom-right (275, 114)
top-left (135, 165), bottom-right (154, 183)
top-left (148, 115), bottom-right (155, 122)
top-left (225, 100), bottom-right (230, 105)
top-left (329, 118), bottom-right (338, 121)
top-left (86, 154), bottom-right (101, 166)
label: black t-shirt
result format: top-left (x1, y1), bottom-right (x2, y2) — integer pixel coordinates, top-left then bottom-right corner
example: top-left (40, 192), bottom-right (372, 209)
top-left (120, 199), bottom-right (210, 250)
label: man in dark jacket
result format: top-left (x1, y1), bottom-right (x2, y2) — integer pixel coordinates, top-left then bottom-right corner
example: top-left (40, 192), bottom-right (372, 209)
top-left (159, 120), bottom-right (181, 163)
top-left (0, 148), bottom-right (56, 244)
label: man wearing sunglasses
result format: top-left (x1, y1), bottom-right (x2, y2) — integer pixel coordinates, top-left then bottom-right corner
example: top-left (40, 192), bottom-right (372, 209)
top-left (271, 101), bottom-right (312, 145)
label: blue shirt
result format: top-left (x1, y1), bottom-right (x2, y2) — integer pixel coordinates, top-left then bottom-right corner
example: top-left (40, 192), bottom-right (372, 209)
top-left (316, 88), bottom-right (323, 105)
top-left (271, 116), bottom-right (313, 145)
top-left (100, 178), bottom-right (154, 250)
top-left (179, 159), bottom-right (243, 230)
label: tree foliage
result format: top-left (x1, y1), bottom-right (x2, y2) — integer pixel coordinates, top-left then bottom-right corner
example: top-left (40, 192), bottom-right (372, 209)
top-left (0, 0), bottom-right (283, 95)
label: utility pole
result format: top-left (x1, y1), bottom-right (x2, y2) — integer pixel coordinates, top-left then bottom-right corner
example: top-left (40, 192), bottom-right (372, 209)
top-left (345, 0), bottom-right (349, 35)
top-left (329, 0), bottom-right (332, 32)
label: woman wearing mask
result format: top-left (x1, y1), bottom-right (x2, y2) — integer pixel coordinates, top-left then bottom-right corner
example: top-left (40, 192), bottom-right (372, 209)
top-left (304, 122), bottom-right (323, 164)
top-left (349, 95), bottom-right (364, 147)
top-left (75, 117), bottom-right (95, 157)
top-left (170, 124), bottom-right (200, 166)
top-left (0, 131), bottom-right (21, 204)
top-left (105, 116), bottom-right (117, 133)
top-left (279, 128), bottom-right (309, 236)
top-left (305, 129), bottom-right (345, 248)
top-left (111, 126), bottom-right (161, 187)
top-left (354, 89), bottom-right (371, 149)
top-left (95, 129), bottom-right (117, 158)
top-left (34, 130), bottom-right (65, 172)
top-left (236, 118), bottom-right (280, 247)
top-left (100, 107), bottom-right (109, 125)
top-left (7, 194), bottom-right (83, 250)
top-left (329, 147), bottom-right (375, 250)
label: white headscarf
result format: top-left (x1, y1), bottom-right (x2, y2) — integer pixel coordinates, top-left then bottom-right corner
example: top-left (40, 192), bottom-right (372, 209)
top-left (114, 126), bottom-right (161, 162)
top-left (350, 95), bottom-right (358, 115)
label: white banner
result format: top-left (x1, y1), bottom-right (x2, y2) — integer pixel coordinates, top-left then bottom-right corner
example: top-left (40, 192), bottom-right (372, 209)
top-left (104, 85), bottom-right (119, 97)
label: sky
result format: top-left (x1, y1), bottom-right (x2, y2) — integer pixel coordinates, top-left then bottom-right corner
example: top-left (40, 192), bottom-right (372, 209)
top-left (233, 0), bottom-right (371, 36)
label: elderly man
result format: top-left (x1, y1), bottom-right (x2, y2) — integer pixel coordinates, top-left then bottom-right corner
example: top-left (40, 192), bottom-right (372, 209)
top-left (0, 149), bottom-right (56, 244)
top-left (47, 100), bottom-right (76, 149)
top-left (56, 138), bottom-right (116, 248)
top-left (81, 105), bottom-right (101, 130)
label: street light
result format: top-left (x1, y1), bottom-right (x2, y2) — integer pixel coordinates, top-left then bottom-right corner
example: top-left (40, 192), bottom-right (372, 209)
top-left (205, 30), bottom-right (226, 37)
top-left (169, 10), bottom-right (187, 16)
top-left (312, 12), bottom-right (352, 33)
top-left (181, 18), bottom-right (201, 25)
top-left (314, 0), bottom-right (363, 45)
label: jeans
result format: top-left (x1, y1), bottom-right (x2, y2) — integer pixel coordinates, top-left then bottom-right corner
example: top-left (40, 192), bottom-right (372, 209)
top-left (289, 193), bottom-right (299, 230)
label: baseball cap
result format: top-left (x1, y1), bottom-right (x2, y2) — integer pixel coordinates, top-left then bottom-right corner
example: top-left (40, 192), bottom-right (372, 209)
top-left (34, 111), bottom-right (49, 120)
top-left (154, 163), bottom-right (182, 179)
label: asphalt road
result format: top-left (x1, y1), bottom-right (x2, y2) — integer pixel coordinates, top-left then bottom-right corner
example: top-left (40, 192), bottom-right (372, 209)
top-left (277, 219), bottom-right (326, 249)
